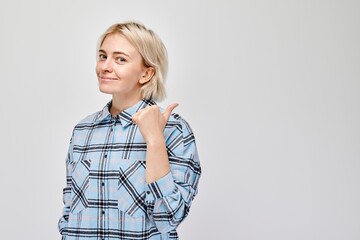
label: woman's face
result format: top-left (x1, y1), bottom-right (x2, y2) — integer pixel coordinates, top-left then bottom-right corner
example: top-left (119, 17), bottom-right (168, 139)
top-left (96, 33), bottom-right (147, 100)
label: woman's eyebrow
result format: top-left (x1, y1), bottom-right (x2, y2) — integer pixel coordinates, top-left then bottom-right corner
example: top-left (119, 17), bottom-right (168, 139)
top-left (113, 51), bottom-right (131, 58)
top-left (98, 49), bottom-right (130, 58)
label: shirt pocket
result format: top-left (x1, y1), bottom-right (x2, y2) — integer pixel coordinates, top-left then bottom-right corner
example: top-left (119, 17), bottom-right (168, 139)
top-left (116, 159), bottom-right (147, 218)
top-left (69, 159), bottom-right (91, 214)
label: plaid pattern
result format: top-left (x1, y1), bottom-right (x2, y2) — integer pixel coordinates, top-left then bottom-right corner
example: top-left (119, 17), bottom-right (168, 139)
top-left (58, 99), bottom-right (201, 240)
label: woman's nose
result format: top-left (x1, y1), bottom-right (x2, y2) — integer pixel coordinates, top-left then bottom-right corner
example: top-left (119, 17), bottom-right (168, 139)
top-left (102, 59), bottom-right (113, 72)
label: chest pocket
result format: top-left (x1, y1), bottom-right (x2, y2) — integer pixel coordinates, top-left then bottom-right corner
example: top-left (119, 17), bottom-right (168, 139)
top-left (116, 159), bottom-right (147, 218)
top-left (69, 158), bottom-right (147, 218)
top-left (69, 159), bottom-right (91, 214)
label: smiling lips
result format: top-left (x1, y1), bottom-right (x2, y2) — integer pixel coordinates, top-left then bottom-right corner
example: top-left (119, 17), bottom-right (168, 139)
top-left (100, 76), bottom-right (118, 81)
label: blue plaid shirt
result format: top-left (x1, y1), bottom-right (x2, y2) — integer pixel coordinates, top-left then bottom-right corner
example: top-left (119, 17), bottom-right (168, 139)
top-left (58, 99), bottom-right (201, 240)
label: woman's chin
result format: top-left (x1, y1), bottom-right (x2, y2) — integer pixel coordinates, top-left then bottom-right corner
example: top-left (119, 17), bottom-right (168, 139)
top-left (98, 86), bottom-right (115, 95)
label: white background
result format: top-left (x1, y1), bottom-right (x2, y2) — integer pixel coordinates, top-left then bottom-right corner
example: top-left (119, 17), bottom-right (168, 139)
top-left (0, 0), bottom-right (359, 239)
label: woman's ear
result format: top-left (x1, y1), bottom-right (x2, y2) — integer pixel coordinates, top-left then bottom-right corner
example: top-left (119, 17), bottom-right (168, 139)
top-left (139, 67), bottom-right (155, 84)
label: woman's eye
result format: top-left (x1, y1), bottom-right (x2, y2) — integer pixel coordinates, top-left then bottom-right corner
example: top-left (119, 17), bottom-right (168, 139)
top-left (116, 57), bottom-right (127, 63)
top-left (98, 54), bottom-right (107, 60)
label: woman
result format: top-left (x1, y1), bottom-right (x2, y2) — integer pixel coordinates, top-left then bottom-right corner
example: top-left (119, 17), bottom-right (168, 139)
top-left (58, 22), bottom-right (201, 240)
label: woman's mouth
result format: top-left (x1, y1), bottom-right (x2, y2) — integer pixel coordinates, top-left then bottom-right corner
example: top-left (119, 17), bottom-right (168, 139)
top-left (100, 76), bottom-right (118, 81)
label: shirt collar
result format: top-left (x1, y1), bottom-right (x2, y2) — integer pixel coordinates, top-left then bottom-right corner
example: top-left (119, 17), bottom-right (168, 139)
top-left (95, 99), bottom-right (157, 127)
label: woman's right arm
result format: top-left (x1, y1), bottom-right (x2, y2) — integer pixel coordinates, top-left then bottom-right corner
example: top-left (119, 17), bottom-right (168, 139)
top-left (58, 135), bottom-right (74, 238)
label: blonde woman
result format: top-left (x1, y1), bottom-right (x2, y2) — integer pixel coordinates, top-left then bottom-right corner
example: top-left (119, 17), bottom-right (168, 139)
top-left (58, 22), bottom-right (201, 240)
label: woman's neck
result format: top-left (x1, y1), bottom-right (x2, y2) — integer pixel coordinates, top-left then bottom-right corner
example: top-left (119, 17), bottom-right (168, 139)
top-left (110, 94), bottom-right (142, 116)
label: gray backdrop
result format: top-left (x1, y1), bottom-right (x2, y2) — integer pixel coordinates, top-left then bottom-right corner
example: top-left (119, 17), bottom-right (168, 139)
top-left (0, 0), bottom-right (359, 239)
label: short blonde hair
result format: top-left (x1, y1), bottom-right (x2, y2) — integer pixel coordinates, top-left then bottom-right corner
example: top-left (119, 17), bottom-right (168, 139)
top-left (97, 22), bottom-right (168, 102)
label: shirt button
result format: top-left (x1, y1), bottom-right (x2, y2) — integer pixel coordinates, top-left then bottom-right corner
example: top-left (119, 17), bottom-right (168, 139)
top-left (146, 191), bottom-right (150, 194)
top-left (102, 210), bottom-right (105, 214)
top-left (101, 182), bottom-right (105, 186)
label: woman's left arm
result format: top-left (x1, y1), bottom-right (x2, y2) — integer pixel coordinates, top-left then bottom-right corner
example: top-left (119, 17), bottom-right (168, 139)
top-left (132, 104), bottom-right (201, 232)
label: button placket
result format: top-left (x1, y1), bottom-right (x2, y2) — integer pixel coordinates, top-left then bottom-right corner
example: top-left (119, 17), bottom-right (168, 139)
top-left (98, 119), bottom-right (116, 236)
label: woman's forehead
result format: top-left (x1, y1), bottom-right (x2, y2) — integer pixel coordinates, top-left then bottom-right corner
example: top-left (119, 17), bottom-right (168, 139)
top-left (100, 33), bottom-right (138, 56)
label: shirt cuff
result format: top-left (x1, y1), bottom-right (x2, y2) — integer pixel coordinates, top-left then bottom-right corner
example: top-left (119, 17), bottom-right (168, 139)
top-left (145, 172), bottom-right (176, 201)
